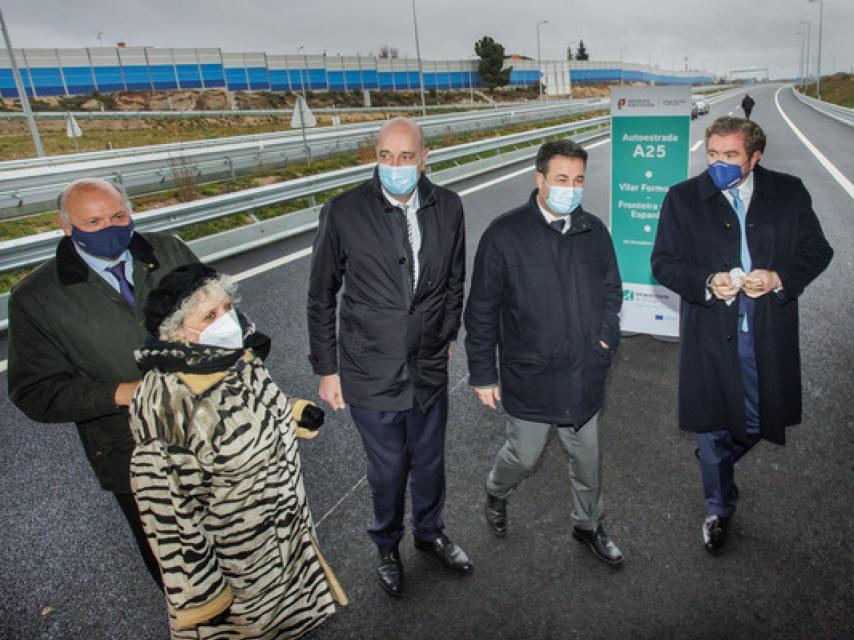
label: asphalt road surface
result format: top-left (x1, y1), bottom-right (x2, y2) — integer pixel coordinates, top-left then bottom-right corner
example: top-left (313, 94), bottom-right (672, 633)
top-left (1, 84), bottom-right (851, 640)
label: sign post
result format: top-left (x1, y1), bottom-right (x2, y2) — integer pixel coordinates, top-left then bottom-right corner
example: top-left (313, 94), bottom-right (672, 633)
top-left (65, 112), bottom-right (82, 153)
top-left (291, 95), bottom-right (316, 165)
top-left (609, 87), bottom-right (691, 337)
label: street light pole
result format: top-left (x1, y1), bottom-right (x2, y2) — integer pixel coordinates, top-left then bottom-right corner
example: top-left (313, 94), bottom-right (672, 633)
top-left (411, 0), bottom-right (427, 117)
top-left (0, 7), bottom-right (44, 157)
top-left (809, 0), bottom-right (823, 99)
top-left (796, 32), bottom-right (805, 89)
top-left (799, 20), bottom-right (811, 85)
top-left (536, 20), bottom-right (548, 99)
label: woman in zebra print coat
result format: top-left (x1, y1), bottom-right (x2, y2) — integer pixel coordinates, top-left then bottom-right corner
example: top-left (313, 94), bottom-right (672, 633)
top-left (129, 263), bottom-right (346, 639)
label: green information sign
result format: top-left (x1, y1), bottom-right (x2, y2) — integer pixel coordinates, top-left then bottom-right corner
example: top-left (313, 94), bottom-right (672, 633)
top-left (610, 87), bottom-right (691, 337)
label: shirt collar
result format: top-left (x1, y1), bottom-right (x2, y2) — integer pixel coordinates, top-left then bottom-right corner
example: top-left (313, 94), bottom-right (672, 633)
top-left (536, 194), bottom-right (569, 229)
top-left (723, 170), bottom-right (754, 202)
top-left (382, 186), bottom-right (419, 212)
top-left (74, 243), bottom-right (132, 273)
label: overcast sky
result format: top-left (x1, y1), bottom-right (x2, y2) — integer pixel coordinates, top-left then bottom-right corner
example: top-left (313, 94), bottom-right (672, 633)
top-left (3, 0), bottom-right (852, 79)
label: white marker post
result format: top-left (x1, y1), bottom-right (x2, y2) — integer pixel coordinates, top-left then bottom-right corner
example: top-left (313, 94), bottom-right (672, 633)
top-left (291, 95), bottom-right (316, 165)
top-left (65, 112), bottom-right (82, 153)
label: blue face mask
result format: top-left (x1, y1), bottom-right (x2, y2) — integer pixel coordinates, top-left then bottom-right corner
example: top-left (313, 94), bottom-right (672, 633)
top-left (71, 219), bottom-right (135, 259)
top-left (707, 160), bottom-right (744, 190)
top-left (545, 185), bottom-right (583, 215)
top-left (378, 163), bottom-right (419, 196)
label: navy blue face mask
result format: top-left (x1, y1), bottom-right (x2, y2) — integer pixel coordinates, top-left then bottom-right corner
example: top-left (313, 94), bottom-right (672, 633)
top-left (707, 160), bottom-right (744, 190)
top-left (71, 219), bottom-right (135, 259)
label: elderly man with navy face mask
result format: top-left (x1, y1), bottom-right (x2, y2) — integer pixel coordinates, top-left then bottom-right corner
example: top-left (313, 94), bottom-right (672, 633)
top-left (7, 178), bottom-right (198, 588)
top-left (652, 117), bottom-right (833, 553)
top-left (308, 117), bottom-right (470, 598)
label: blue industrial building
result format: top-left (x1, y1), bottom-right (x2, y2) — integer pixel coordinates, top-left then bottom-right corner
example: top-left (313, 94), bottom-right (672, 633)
top-left (0, 47), bottom-right (713, 98)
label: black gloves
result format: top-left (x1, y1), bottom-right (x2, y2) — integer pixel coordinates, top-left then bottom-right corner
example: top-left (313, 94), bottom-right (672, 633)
top-left (297, 403), bottom-right (325, 432)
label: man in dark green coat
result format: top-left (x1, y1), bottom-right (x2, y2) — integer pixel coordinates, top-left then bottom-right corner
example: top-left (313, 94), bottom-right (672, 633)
top-left (7, 178), bottom-right (198, 586)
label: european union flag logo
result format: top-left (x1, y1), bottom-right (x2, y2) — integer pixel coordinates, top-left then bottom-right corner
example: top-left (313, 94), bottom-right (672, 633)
top-left (655, 314), bottom-right (664, 320)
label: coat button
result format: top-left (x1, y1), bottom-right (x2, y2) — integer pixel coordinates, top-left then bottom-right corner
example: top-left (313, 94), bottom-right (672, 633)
top-left (726, 335), bottom-right (733, 341)
top-left (724, 262), bottom-right (732, 269)
top-left (399, 257), bottom-right (406, 264)
top-left (724, 223), bottom-right (732, 229)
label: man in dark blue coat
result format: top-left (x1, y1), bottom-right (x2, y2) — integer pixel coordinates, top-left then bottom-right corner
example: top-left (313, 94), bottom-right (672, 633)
top-left (465, 140), bottom-right (624, 565)
top-left (651, 116), bottom-right (833, 552)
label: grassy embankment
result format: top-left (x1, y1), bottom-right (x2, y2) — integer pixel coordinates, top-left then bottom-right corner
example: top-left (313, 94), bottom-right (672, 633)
top-left (0, 108), bottom-right (606, 292)
top-left (801, 72), bottom-right (854, 108)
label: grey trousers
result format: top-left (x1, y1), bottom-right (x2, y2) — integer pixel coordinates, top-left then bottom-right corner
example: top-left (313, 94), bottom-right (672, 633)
top-left (486, 412), bottom-right (603, 530)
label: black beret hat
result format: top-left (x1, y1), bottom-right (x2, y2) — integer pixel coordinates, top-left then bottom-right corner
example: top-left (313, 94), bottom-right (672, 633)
top-left (144, 262), bottom-right (219, 336)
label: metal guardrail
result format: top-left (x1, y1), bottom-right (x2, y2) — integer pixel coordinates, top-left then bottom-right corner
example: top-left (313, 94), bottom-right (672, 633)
top-left (0, 100), bottom-right (608, 217)
top-left (0, 85), bottom-right (717, 121)
top-left (791, 88), bottom-right (854, 128)
top-left (0, 100), bottom-right (562, 120)
top-left (0, 121), bottom-right (609, 332)
top-left (0, 115), bottom-right (609, 275)
top-left (0, 100), bottom-right (601, 170)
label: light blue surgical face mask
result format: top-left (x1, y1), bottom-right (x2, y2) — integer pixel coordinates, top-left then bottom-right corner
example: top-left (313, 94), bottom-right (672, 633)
top-left (378, 163), bottom-right (419, 196)
top-left (545, 185), bottom-right (583, 215)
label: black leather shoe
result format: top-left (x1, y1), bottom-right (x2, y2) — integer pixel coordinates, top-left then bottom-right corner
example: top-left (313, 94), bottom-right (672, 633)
top-left (702, 515), bottom-right (730, 552)
top-left (572, 524), bottom-right (624, 565)
top-left (486, 493), bottom-right (508, 537)
top-left (414, 534), bottom-right (474, 574)
top-left (377, 549), bottom-right (404, 598)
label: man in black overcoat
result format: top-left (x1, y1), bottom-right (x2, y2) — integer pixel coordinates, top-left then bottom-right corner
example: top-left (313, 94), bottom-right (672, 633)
top-left (651, 116), bottom-right (833, 552)
top-left (307, 117), bottom-right (471, 598)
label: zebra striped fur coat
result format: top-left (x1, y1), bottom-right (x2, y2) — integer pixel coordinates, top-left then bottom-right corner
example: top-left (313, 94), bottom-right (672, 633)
top-left (129, 343), bottom-right (345, 639)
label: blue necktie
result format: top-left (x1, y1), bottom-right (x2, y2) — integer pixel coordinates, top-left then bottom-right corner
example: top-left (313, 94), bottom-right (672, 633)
top-left (549, 219), bottom-right (565, 233)
top-left (105, 261), bottom-right (136, 306)
top-left (729, 188), bottom-right (751, 332)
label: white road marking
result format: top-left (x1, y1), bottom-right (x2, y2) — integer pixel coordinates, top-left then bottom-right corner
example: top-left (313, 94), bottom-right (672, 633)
top-left (774, 86), bottom-right (854, 199)
top-left (0, 136), bottom-right (611, 373)
top-left (314, 472), bottom-right (367, 529)
top-left (232, 246), bottom-right (313, 282)
top-left (691, 139), bottom-right (704, 152)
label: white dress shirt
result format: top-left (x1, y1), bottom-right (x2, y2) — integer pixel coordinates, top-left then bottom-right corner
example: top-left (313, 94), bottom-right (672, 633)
top-left (537, 197), bottom-right (571, 234)
top-left (74, 243), bottom-right (135, 295)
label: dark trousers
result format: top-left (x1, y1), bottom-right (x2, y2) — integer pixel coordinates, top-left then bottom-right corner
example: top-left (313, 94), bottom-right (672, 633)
top-left (350, 392), bottom-right (448, 553)
top-left (697, 308), bottom-right (761, 518)
top-left (113, 491), bottom-right (163, 588)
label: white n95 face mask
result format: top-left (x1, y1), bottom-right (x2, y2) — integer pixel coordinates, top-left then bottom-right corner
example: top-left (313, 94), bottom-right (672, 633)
top-left (195, 309), bottom-right (244, 350)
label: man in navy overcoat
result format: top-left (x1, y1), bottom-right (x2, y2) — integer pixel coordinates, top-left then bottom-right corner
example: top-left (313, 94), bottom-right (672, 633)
top-left (651, 116), bottom-right (833, 552)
